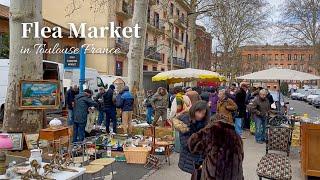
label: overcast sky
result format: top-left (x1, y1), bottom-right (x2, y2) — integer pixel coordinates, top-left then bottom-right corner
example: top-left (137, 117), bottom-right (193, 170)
top-left (0, 0), bottom-right (285, 45)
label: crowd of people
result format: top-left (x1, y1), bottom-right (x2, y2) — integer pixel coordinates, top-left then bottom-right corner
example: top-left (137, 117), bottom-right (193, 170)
top-left (66, 82), bottom-right (276, 179)
top-left (66, 84), bottom-right (135, 142)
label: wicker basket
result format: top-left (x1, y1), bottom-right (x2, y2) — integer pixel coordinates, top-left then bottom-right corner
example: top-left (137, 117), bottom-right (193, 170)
top-left (123, 147), bottom-right (151, 164)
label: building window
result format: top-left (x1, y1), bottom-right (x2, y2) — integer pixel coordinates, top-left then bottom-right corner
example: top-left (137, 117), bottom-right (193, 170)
top-left (176, 8), bottom-right (180, 16)
top-left (309, 54), bottom-right (313, 61)
top-left (255, 54), bottom-right (258, 60)
top-left (288, 54), bottom-right (291, 60)
top-left (248, 54), bottom-right (251, 61)
top-left (288, 64), bottom-right (291, 69)
top-left (156, 0), bottom-right (159, 5)
top-left (281, 54), bottom-right (284, 60)
top-left (153, 66), bottom-right (157, 71)
top-left (161, 68), bottom-right (165, 71)
top-left (162, 54), bottom-right (165, 63)
top-left (115, 61), bottom-right (123, 76)
top-left (170, 3), bottom-right (174, 16)
top-left (301, 54), bottom-right (304, 61)
top-left (275, 54), bottom-right (279, 60)
top-left (294, 54), bottom-right (297, 60)
top-left (262, 54), bottom-right (265, 61)
top-left (143, 65), bottom-right (148, 71)
top-left (181, 31), bottom-right (184, 42)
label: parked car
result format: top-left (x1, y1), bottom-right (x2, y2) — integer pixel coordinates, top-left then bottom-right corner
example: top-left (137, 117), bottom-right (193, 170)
top-left (306, 90), bottom-right (320, 104)
top-left (298, 90), bottom-right (314, 101)
top-left (313, 96), bottom-right (320, 108)
top-left (291, 89), bottom-right (303, 100)
top-left (291, 89), bottom-right (313, 101)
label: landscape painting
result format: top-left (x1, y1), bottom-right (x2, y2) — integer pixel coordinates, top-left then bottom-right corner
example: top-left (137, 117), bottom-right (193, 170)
top-left (20, 80), bottom-right (60, 109)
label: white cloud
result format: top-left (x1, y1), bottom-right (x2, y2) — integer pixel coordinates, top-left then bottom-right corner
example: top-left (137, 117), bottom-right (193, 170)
top-left (0, 0), bottom-right (9, 6)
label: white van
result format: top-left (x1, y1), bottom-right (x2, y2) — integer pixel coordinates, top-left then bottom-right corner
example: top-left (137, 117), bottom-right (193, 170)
top-left (64, 68), bottom-right (103, 95)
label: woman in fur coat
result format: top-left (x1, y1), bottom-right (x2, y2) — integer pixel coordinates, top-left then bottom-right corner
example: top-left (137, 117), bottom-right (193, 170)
top-left (173, 100), bottom-right (210, 174)
top-left (188, 114), bottom-right (244, 180)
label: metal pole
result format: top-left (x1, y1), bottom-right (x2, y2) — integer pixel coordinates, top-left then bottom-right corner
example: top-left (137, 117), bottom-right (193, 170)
top-left (79, 47), bottom-right (86, 92)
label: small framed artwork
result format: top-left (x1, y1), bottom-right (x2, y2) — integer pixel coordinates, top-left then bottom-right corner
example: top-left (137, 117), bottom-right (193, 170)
top-left (19, 80), bottom-right (60, 109)
top-left (7, 133), bottom-right (23, 150)
top-left (24, 134), bottom-right (48, 150)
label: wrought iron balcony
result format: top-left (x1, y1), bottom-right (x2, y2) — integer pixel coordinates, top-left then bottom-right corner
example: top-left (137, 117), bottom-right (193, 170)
top-left (144, 46), bottom-right (161, 61)
top-left (115, 38), bottom-right (129, 53)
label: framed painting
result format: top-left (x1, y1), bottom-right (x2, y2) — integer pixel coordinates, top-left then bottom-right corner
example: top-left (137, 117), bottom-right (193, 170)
top-left (7, 133), bottom-right (23, 150)
top-left (19, 80), bottom-right (60, 109)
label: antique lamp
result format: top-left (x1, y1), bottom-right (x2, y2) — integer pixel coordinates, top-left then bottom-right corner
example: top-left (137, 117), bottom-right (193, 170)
top-left (0, 133), bottom-right (13, 175)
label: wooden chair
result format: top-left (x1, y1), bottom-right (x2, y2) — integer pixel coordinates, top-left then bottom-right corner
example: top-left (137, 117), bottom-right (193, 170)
top-left (256, 125), bottom-right (293, 180)
top-left (150, 126), bottom-right (174, 165)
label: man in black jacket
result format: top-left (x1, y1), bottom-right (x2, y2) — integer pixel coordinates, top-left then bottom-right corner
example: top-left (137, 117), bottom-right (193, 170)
top-left (103, 84), bottom-right (117, 133)
top-left (66, 85), bottom-right (79, 125)
top-left (235, 82), bottom-right (248, 138)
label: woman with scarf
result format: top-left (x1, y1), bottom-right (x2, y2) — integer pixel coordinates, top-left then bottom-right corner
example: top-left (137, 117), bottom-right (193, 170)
top-left (173, 101), bottom-right (210, 175)
top-left (169, 86), bottom-right (192, 119)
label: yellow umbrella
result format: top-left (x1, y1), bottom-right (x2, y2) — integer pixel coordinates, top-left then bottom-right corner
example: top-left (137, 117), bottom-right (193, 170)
top-left (152, 68), bottom-right (226, 84)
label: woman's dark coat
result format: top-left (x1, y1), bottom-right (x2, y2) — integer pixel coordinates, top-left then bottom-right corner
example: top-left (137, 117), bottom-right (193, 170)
top-left (188, 120), bottom-right (244, 180)
top-left (173, 113), bottom-right (206, 174)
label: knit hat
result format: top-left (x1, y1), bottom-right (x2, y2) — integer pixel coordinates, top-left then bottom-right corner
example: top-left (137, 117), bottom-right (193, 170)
top-left (109, 84), bottom-right (115, 90)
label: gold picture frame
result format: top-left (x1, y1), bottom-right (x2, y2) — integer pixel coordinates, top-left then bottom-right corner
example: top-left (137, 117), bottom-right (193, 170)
top-left (19, 80), bottom-right (60, 110)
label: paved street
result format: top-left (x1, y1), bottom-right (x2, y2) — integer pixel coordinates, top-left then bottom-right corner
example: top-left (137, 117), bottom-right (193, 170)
top-left (147, 97), bottom-right (320, 180)
top-left (287, 98), bottom-right (320, 118)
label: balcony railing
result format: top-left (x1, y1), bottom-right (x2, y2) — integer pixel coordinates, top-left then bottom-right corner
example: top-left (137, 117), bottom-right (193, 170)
top-left (116, 1), bottom-right (133, 18)
top-left (172, 57), bottom-right (189, 67)
top-left (115, 38), bottom-right (129, 53)
top-left (145, 46), bottom-right (161, 61)
top-left (147, 17), bottom-right (165, 30)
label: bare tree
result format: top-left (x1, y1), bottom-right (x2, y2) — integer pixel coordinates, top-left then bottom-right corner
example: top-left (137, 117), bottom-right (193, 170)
top-left (127, 0), bottom-right (149, 91)
top-left (3, 0), bottom-right (44, 133)
top-left (206, 0), bottom-right (269, 80)
top-left (280, 0), bottom-right (320, 75)
top-left (279, 0), bottom-right (320, 46)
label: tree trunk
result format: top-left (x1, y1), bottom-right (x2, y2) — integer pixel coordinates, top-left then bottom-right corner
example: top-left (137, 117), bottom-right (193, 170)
top-left (127, 0), bottom-right (148, 91)
top-left (3, 0), bottom-right (44, 133)
top-left (188, 0), bottom-right (198, 69)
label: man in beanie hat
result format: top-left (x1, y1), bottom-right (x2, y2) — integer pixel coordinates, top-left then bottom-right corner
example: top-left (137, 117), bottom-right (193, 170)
top-left (103, 84), bottom-right (117, 133)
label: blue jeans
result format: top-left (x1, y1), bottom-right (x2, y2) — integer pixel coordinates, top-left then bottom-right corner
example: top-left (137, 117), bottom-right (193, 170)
top-left (146, 107), bottom-right (153, 124)
top-left (235, 118), bottom-right (243, 136)
top-left (97, 110), bottom-right (105, 125)
top-left (254, 116), bottom-right (267, 142)
top-left (73, 122), bottom-right (86, 142)
top-left (67, 109), bottom-right (74, 126)
top-left (105, 107), bottom-right (117, 133)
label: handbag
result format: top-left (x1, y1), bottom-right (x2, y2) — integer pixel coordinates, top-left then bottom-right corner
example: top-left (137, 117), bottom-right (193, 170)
top-left (191, 164), bottom-right (202, 180)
